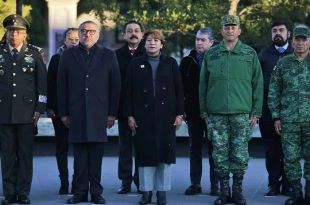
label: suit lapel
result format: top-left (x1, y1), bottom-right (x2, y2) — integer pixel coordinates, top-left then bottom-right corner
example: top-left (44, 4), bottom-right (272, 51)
top-left (71, 46), bottom-right (88, 69)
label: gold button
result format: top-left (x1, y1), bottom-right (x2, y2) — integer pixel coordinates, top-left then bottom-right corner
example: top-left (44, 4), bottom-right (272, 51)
top-left (85, 88), bottom-right (88, 91)
top-left (13, 73), bottom-right (16, 76)
top-left (13, 63), bottom-right (16, 66)
top-left (13, 83), bottom-right (16, 86)
top-left (13, 94), bottom-right (16, 97)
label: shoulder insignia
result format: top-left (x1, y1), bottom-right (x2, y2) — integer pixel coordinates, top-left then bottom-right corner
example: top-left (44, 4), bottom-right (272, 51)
top-left (27, 43), bottom-right (43, 53)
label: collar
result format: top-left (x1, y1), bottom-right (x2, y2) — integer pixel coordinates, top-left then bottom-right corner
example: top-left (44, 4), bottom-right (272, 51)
top-left (274, 42), bottom-right (289, 51)
top-left (8, 43), bottom-right (23, 52)
top-left (219, 40), bottom-right (242, 54)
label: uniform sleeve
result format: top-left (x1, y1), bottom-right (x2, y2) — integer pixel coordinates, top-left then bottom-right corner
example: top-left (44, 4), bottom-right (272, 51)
top-left (199, 55), bottom-right (209, 118)
top-left (35, 53), bottom-right (47, 113)
top-left (268, 64), bottom-right (282, 119)
top-left (251, 53), bottom-right (263, 117)
top-left (47, 54), bottom-right (59, 110)
top-left (172, 58), bottom-right (184, 116)
top-left (57, 53), bottom-right (68, 117)
top-left (108, 51), bottom-right (121, 117)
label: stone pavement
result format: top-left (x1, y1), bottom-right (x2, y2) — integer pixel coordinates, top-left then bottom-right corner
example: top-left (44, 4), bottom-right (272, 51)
top-left (0, 154), bottom-right (290, 205)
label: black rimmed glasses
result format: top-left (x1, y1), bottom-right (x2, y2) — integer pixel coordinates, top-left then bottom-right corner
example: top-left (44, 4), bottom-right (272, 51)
top-left (80, 29), bottom-right (97, 35)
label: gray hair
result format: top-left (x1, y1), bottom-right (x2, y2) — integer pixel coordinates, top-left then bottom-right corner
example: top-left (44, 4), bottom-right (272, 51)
top-left (78, 20), bottom-right (101, 32)
top-left (197, 27), bottom-right (214, 40)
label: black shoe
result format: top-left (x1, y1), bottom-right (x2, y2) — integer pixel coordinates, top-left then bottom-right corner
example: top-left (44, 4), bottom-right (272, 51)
top-left (184, 184), bottom-right (202, 195)
top-left (139, 191), bottom-right (152, 205)
top-left (156, 191), bottom-right (167, 205)
top-left (91, 195), bottom-right (106, 204)
top-left (117, 185), bottom-right (131, 194)
top-left (284, 197), bottom-right (303, 205)
top-left (281, 186), bottom-right (291, 196)
top-left (265, 186), bottom-right (280, 196)
top-left (66, 194), bottom-right (88, 204)
top-left (17, 195), bottom-right (31, 204)
top-left (214, 194), bottom-right (231, 205)
top-left (1, 196), bottom-right (17, 205)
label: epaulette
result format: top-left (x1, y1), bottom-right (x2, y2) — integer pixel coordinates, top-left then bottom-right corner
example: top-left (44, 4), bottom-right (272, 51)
top-left (27, 43), bottom-right (43, 53)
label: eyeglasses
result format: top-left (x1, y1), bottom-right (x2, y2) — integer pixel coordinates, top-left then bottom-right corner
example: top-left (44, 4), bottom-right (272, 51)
top-left (80, 29), bottom-right (97, 35)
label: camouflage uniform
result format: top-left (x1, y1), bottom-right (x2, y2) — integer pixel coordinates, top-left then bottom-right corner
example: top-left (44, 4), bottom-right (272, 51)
top-left (199, 15), bottom-right (263, 205)
top-left (268, 26), bottom-right (310, 204)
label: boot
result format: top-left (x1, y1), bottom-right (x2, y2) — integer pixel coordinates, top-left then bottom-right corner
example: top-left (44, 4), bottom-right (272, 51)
top-left (232, 174), bottom-right (246, 205)
top-left (156, 191), bottom-right (167, 205)
top-left (139, 191), bottom-right (152, 205)
top-left (59, 175), bottom-right (69, 195)
top-left (284, 180), bottom-right (303, 205)
top-left (304, 180), bottom-right (310, 205)
top-left (214, 176), bottom-right (231, 205)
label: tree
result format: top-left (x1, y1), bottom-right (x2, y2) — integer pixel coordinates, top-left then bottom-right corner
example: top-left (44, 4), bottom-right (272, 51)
top-left (0, 0), bottom-right (31, 38)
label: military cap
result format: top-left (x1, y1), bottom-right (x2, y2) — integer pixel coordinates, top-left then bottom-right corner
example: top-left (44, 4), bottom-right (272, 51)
top-left (293, 26), bottom-right (310, 38)
top-left (221, 15), bottom-right (240, 26)
top-left (2, 14), bottom-right (30, 30)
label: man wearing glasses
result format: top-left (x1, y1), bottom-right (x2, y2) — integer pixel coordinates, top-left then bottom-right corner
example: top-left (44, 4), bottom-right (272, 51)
top-left (0, 14), bottom-right (47, 204)
top-left (57, 21), bottom-right (121, 204)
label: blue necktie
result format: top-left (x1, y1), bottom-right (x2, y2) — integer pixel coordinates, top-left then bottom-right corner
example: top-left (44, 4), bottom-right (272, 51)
top-left (277, 47), bottom-right (285, 54)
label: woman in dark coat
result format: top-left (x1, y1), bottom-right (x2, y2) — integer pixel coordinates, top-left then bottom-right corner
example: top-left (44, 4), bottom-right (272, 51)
top-left (125, 29), bottom-right (184, 205)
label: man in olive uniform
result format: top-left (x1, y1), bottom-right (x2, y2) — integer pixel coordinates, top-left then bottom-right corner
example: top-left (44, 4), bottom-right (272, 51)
top-left (268, 25), bottom-right (310, 205)
top-left (0, 14), bottom-right (47, 204)
top-left (199, 15), bottom-right (263, 205)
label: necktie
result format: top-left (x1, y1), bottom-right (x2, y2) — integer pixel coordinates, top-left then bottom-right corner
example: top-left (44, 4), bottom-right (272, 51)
top-left (130, 49), bottom-right (136, 56)
top-left (277, 47), bottom-right (285, 54)
top-left (12, 48), bottom-right (18, 60)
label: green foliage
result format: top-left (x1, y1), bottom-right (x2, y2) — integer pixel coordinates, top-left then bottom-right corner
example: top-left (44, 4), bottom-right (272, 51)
top-left (0, 0), bottom-right (31, 39)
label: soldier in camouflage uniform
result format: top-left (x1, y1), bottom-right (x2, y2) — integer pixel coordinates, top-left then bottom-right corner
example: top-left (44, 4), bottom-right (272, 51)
top-left (199, 15), bottom-right (263, 205)
top-left (268, 25), bottom-right (310, 205)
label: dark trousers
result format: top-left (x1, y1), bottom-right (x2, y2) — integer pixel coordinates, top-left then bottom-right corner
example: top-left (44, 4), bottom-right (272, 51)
top-left (118, 119), bottom-right (139, 186)
top-left (52, 117), bottom-right (69, 181)
top-left (259, 120), bottom-right (288, 189)
top-left (187, 120), bottom-right (218, 186)
top-left (73, 142), bottom-right (104, 196)
top-left (0, 124), bottom-right (34, 196)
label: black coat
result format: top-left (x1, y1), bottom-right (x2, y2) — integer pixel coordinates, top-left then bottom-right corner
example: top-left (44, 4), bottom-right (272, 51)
top-left (115, 43), bottom-right (145, 119)
top-left (125, 54), bottom-right (184, 166)
top-left (47, 53), bottom-right (60, 114)
top-left (57, 44), bottom-right (121, 143)
top-left (0, 43), bottom-right (46, 124)
top-left (179, 49), bottom-right (201, 122)
top-left (258, 44), bottom-right (293, 121)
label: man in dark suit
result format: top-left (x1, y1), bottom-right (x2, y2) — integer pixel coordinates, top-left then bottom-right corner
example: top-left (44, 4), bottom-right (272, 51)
top-left (115, 20), bottom-right (144, 194)
top-left (57, 20), bottom-right (121, 204)
top-left (258, 20), bottom-right (293, 196)
top-left (0, 14), bottom-right (47, 205)
top-left (47, 27), bottom-right (79, 195)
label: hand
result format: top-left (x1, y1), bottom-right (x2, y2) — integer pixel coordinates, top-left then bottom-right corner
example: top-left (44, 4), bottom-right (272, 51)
top-left (174, 115), bottom-right (183, 129)
top-left (107, 116), bottom-right (116, 128)
top-left (274, 120), bottom-right (281, 135)
top-left (250, 116), bottom-right (259, 128)
top-left (204, 117), bottom-right (208, 127)
top-left (33, 112), bottom-right (41, 126)
top-left (61, 116), bottom-right (70, 128)
top-left (128, 116), bottom-right (138, 135)
top-left (46, 109), bottom-right (56, 119)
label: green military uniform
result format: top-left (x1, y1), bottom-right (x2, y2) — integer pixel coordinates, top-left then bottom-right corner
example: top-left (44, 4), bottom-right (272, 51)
top-left (268, 26), bottom-right (310, 204)
top-left (0, 15), bottom-right (47, 204)
top-left (199, 15), bottom-right (263, 205)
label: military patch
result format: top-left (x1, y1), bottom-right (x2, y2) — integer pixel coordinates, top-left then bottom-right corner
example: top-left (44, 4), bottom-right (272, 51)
top-left (24, 54), bottom-right (34, 64)
top-left (0, 69), bottom-right (4, 76)
top-left (38, 95), bottom-right (47, 103)
top-left (140, 64), bottom-right (145, 68)
top-left (22, 67), bottom-right (27, 72)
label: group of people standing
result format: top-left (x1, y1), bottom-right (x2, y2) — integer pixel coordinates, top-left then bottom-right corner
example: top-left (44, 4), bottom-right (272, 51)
top-left (0, 12), bottom-right (309, 205)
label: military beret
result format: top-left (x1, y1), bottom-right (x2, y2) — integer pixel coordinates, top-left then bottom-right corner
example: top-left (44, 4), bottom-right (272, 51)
top-left (293, 26), bottom-right (310, 38)
top-left (221, 15), bottom-right (240, 26)
top-left (2, 14), bottom-right (30, 30)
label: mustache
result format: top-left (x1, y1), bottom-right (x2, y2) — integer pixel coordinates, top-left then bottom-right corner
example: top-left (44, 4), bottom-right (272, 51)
top-left (130, 35), bottom-right (139, 40)
top-left (274, 35), bottom-right (283, 40)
